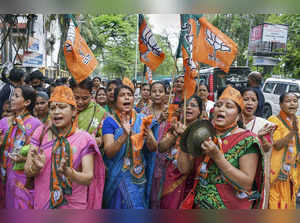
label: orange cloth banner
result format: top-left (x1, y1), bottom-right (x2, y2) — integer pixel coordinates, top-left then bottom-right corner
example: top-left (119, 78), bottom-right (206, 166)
top-left (194, 17), bottom-right (238, 73)
top-left (64, 20), bottom-right (98, 83)
top-left (131, 115), bottom-right (153, 151)
top-left (139, 14), bottom-right (165, 72)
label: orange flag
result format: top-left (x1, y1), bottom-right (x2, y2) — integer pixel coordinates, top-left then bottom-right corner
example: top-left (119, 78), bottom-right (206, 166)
top-left (131, 115), bottom-right (153, 151)
top-left (64, 20), bottom-right (98, 83)
top-left (177, 15), bottom-right (199, 100)
top-left (193, 17), bottom-right (238, 73)
top-left (167, 104), bottom-right (179, 122)
top-left (139, 14), bottom-right (165, 72)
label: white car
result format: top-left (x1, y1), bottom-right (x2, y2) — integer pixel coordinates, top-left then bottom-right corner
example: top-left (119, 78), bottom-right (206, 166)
top-left (262, 77), bottom-right (300, 118)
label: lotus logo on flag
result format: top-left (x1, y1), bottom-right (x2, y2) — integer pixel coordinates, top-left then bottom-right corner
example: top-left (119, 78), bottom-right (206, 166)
top-left (64, 19), bottom-right (98, 84)
top-left (139, 14), bottom-right (165, 73)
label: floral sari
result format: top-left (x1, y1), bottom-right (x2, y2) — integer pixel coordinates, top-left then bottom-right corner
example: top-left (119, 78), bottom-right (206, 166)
top-left (0, 116), bottom-right (41, 209)
top-left (181, 130), bottom-right (264, 209)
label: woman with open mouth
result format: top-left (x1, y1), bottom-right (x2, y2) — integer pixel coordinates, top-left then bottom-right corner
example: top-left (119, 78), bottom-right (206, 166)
top-left (268, 92), bottom-right (300, 209)
top-left (70, 77), bottom-right (106, 149)
top-left (0, 86), bottom-right (41, 209)
top-left (157, 95), bottom-right (203, 209)
top-left (24, 86), bottom-right (105, 209)
top-left (241, 88), bottom-right (276, 209)
top-left (102, 83), bottom-right (157, 209)
top-left (178, 85), bottom-right (265, 209)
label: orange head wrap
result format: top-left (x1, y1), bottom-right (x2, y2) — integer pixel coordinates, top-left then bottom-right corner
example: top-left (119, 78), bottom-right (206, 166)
top-left (219, 85), bottom-right (244, 111)
top-left (122, 77), bottom-right (134, 92)
top-left (49, 85), bottom-right (77, 107)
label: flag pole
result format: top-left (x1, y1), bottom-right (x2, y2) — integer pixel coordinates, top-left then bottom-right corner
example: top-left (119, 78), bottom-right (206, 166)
top-left (183, 89), bottom-right (187, 126)
top-left (168, 56), bottom-right (178, 106)
top-left (135, 14), bottom-right (139, 81)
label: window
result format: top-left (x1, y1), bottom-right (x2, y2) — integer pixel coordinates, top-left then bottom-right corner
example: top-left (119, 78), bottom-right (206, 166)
top-left (274, 83), bottom-right (288, 95)
top-left (288, 84), bottom-right (300, 93)
top-left (263, 82), bottom-right (276, 93)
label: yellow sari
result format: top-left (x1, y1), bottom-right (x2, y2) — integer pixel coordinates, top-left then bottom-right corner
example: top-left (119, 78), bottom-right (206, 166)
top-left (268, 111), bottom-right (300, 209)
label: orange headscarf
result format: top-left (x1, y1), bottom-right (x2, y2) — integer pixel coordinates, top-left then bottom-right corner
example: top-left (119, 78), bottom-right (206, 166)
top-left (49, 85), bottom-right (77, 108)
top-left (219, 85), bottom-right (244, 111)
top-left (122, 77), bottom-right (134, 92)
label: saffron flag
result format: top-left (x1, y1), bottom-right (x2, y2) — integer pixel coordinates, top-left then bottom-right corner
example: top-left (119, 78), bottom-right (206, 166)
top-left (64, 19), bottom-right (98, 83)
top-left (194, 16), bottom-right (238, 73)
top-left (139, 14), bottom-right (165, 73)
top-left (177, 14), bottom-right (201, 99)
top-left (176, 14), bottom-right (238, 99)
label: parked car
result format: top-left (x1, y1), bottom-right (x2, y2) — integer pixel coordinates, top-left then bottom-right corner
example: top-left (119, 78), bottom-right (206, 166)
top-left (262, 77), bottom-right (300, 118)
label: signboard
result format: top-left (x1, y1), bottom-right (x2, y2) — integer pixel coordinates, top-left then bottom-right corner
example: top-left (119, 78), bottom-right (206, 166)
top-left (22, 52), bottom-right (43, 67)
top-left (248, 23), bottom-right (288, 54)
top-left (262, 24), bottom-right (288, 43)
top-left (27, 36), bottom-right (40, 53)
top-left (253, 56), bottom-right (280, 66)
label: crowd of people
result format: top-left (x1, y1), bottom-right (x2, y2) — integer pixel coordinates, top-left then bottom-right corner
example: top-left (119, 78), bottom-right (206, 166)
top-left (0, 68), bottom-right (300, 210)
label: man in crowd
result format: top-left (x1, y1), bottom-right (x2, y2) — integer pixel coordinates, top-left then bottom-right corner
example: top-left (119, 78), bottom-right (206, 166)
top-left (248, 71), bottom-right (265, 117)
top-left (0, 68), bottom-right (24, 117)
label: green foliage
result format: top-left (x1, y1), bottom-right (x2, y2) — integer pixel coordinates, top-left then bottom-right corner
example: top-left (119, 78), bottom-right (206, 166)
top-left (210, 14), bottom-right (270, 66)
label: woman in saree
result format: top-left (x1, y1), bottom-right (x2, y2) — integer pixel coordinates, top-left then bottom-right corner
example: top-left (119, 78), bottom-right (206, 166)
top-left (96, 87), bottom-right (108, 108)
top-left (241, 88), bottom-right (276, 208)
top-left (156, 95), bottom-right (203, 209)
top-left (198, 84), bottom-right (214, 119)
top-left (135, 83), bottom-right (151, 113)
top-left (70, 77), bottom-right (106, 148)
top-left (268, 92), bottom-right (300, 209)
top-left (24, 86), bottom-right (105, 209)
top-left (0, 86), bottom-right (42, 209)
top-left (172, 76), bottom-right (184, 104)
top-left (35, 91), bottom-right (50, 125)
top-left (104, 80), bottom-right (122, 115)
top-left (140, 81), bottom-right (168, 208)
top-left (102, 84), bottom-right (157, 209)
top-left (178, 86), bottom-right (264, 209)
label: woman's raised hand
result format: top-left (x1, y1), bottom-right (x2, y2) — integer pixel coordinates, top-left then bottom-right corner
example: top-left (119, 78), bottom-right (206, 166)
top-left (31, 147), bottom-right (46, 170)
top-left (201, 137), bottom-right (221, 160)
top-left (57, 155), bottom-right (69, 175)
top-left (258, 123), bottom-right (276, 138)
top-left (121, 112), bottom-right (131, 135)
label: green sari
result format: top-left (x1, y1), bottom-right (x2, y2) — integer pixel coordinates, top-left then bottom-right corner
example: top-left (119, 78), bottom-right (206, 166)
top-left (78, 101), bottom-right (106, 136)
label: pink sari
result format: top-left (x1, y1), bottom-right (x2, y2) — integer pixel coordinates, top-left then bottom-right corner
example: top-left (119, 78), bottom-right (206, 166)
top-left (30, 125), bottom-right (105, 209)
top-left (0, 116), bottom-right (42, 209)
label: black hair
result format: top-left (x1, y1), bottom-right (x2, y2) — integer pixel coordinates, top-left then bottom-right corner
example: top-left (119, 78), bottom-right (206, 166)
top-left (279, 92), bottom-right (298, 104)
top-left (174, 75), bottom-right (184, 82)
top-left (150, 81), bottom-right (167, 93)
top-left (8, 68), bottom-right (24, 82)
top-left (240, 87), bottom-right (260, 114)
top-left (18, 86), bottom-right (37, 113)
top-left (106, 79), bottom-right (122, 91)
top-left (69, 77), bottom-right (93, 93)
top-left (29, 70), bottom-right (43, 81)
top-left (188, 95), bottom-right (203, 114)
top-left (93, 76), bottom-right (101, 82)
top-left (198, 83), bottom-right (209, 91)
top-left (141, 83), bottom-right (150, 90)
top-left (96, 87), bottom-right (106, 96)
top-left (114, 85), bottom-right (134, 102)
